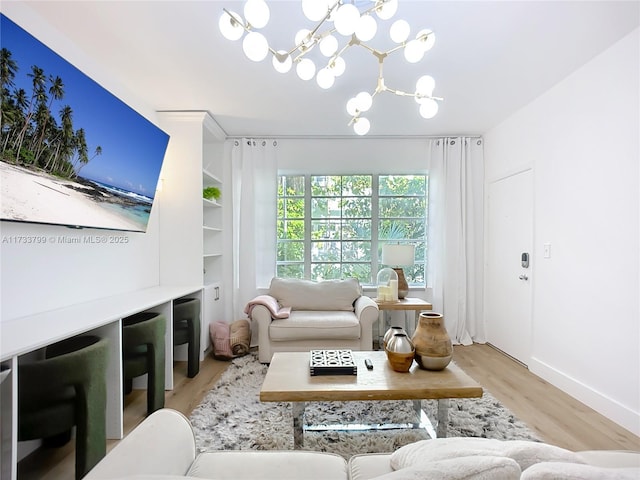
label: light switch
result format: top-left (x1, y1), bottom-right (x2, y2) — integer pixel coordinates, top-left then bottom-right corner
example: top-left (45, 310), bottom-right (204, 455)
top-left (543, 243), bottom-right (551, 258)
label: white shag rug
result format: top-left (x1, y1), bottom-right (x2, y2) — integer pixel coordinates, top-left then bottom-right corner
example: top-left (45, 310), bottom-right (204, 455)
top-left (190, 352), bottom-right (540, 459)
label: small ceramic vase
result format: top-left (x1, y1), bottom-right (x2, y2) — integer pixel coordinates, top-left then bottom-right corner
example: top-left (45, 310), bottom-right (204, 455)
top-left (383, 326), bottom-right (407, 349)
top-left (411, 312), bottom-right (453, 371)
top-left (385, 333), bottom-right (415, 373)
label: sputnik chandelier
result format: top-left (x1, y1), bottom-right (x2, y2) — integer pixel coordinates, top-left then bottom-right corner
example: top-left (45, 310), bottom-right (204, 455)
top-left (219, 0), bottom-right (442, 135)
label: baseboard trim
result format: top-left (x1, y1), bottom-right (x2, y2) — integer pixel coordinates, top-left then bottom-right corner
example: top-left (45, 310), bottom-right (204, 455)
top-left (486, 342), bottom-right (529, 369)
top-left (529, 356), bottom-right (640, 437)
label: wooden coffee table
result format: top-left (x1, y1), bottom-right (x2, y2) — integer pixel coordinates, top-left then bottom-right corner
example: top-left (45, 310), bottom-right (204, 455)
top-left (259, 350), bottom-right (483, 448)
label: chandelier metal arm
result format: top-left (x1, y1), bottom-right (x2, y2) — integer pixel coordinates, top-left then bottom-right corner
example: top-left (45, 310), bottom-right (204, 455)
top-left (318, 35), bottom-right (357, 71)
top-left (222, 8), bottom-right (251, 33)
top-left (307, 2), bottom-right (340, 39)
top-left (288, 2), bottom-right (343, 61)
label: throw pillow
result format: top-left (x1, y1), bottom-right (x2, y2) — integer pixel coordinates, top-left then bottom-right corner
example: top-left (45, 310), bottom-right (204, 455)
top-left (391, 438), bottom-right (584, 472)
top-left (371, 456), bottom-right (521, 480)
top-left (521, 462), bottom-right (640, 479)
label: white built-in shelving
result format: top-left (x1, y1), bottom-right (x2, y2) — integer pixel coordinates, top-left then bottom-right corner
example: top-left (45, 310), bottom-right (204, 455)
top-left (202, 167), bottom-right (223, 284)
top-left (156, 111), bottom-right (227, 356)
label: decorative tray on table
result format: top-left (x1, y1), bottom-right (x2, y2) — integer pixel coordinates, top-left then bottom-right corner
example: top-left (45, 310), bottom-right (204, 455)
top-left (309, 349), bottom-right (357, 376)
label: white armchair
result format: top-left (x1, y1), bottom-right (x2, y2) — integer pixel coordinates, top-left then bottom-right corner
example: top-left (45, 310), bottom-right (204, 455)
top-left (247, 278), bottom-right (379, 363)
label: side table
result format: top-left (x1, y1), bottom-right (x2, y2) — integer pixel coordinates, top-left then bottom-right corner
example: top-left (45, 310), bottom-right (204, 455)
top-left (375, 297), bottom-right (433, 346)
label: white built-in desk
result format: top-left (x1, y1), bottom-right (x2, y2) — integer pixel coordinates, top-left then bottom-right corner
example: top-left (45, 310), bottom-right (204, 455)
top-left (0, 284), bottom-right (202, 480)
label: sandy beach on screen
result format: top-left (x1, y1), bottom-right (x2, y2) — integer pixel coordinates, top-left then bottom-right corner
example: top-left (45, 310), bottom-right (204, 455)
top-left (1, 161), bottom-right (142, 231)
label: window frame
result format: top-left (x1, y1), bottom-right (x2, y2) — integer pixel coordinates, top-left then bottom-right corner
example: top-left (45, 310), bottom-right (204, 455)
top-left (277, 173), bottom-right (427, 287)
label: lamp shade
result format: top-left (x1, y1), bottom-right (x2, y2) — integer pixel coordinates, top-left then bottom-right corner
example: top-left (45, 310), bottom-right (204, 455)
top-left (382, 244), bottom-right (415, 266)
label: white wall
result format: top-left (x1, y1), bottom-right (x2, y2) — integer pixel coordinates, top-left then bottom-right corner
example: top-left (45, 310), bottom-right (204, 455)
top-left (277, 137), bottom-right (429, 175)
top-left (484, 29), bottom-right (639, 435)
top-left (0, 5), bottom-right (164, 321)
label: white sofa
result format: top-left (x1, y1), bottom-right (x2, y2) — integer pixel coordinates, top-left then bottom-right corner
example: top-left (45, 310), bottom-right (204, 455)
top-left (85, 408), bottom-right (348, 480)
top-left (249, 278), bottom-right (379, 363)
top-left (86, 409), bottom-right (640, 480)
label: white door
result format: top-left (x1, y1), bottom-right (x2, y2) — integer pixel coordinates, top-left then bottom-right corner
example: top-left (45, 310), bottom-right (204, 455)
top-left (485, 169), bottom-right (533, 365)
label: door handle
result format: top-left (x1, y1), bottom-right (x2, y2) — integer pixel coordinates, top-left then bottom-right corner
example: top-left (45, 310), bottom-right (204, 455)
top-left (519, 275), bottom-right (528, 281)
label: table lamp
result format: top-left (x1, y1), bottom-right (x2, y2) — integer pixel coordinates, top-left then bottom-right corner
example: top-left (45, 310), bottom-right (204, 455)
top-left (382, 244), bottom-right (415, 299)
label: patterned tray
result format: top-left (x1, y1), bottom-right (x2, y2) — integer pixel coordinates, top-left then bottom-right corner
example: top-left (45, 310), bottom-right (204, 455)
top-left (309, 349), bottom-right (357, 376)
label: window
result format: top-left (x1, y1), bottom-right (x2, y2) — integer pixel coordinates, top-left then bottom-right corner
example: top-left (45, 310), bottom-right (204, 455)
top-left (277, 174), bottom-right (427, 286)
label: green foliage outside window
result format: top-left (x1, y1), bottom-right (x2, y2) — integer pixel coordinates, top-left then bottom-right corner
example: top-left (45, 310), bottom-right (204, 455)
top-left (277, 174), bottom-right (427, 286)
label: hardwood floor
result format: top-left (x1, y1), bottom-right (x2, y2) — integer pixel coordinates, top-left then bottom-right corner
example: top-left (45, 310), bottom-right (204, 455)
top-left (453, 344), bottom-right (640, 452)
top-left (17, 344), bottom-right (640, 479)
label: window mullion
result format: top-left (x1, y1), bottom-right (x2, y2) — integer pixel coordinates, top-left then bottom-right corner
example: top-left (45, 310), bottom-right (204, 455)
top-left (304, 174), bottom-right (312, 279)
top-left (371, 175), bottom-right (380, 284)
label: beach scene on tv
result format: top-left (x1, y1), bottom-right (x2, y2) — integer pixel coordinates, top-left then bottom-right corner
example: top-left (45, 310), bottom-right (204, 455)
top-left (0, 15), bottom-right (169, 233)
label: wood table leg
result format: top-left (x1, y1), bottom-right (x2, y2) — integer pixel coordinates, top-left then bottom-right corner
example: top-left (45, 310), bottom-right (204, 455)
top-left (292, 401), bottom-right (305, 449)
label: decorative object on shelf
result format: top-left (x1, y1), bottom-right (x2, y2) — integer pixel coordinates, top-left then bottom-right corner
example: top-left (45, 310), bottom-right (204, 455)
top-left (383, 325), bottom-right (406, 349)
top-left (411, 312), bottom-right (452, 371)
top-left (376, 267), bottom-right (398, 302)
top-left (382, 243), bottom-right (415, 299)
top-left (218, 0), bottom-right (442, 135)
top-left (385, 332), bottom-right (414, 372)
top-left (203, 186), bottom-right (221, 201)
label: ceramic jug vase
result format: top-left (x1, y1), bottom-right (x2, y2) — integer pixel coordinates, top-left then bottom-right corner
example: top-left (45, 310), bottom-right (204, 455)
top-left (411, 312), bottom-right (453, 370)
top-left (385, 333), bottom-right (415, 373)
top-left (383, 326), bottom-right (407, 349)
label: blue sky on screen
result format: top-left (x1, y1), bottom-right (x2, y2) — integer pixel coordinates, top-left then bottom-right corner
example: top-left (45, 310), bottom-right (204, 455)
top-left (1, 14), bottom-right (169, 198)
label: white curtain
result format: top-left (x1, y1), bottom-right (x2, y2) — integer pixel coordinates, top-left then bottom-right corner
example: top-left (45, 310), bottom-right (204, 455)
top-left (427, 137), bottom-right (485, 345)
top-left (230, 139), bottom-right (278, 323)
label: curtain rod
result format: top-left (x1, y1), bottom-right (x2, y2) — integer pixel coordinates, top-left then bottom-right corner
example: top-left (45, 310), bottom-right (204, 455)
top-left (225, 134), bottom-right (483, 140)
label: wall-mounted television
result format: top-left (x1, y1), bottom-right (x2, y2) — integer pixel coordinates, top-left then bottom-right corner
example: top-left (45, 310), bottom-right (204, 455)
top-left (0, 14), bottom-right (169, 233)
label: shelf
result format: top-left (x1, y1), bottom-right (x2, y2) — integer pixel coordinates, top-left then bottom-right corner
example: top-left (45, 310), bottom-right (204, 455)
top-left (203, 168), bottom-right (222, 185)
top-left (203, 198), bottom-right (221, 208)
top-left (203, 253), bottom-right (222, 258)
top-left (203, 226), bottom-right (222, 232)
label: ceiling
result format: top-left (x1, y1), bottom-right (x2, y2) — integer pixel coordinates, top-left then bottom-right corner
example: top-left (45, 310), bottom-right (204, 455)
top-left (6, 1), bottom-right (639, 138)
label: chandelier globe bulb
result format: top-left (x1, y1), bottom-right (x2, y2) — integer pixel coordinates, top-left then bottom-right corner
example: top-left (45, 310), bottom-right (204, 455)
top-left (415, 75), bottom-right (435, 96)
top-left (319, 35), bottom-right (339, 57)
top-left (390, 19), bottom-right (410, 43)
top-left (355, 15), bottom-right (378, 41)
top-left (334, 4), bottom-right (361, 36)
top-left (375, 0), bottom-right (398, 20)
top-left (355, 91), bottom-right (373, 112)
top-left (244, 0), bottom-right (270, 29)
top-left (353, 117), bottom-right (371, 135)
top-left (302, 0), bottom-right (329, 21)
top-left (242, 32), bottom-right (269, 62)
top-left (296, 58), bottom-right (316, 81)
top-left (346, 97), bottom-right (359, 116)
top-left (404, 39), bottom-right (425, 63)
top-left (272, 50), bottom-right (292, 73)
top-left (331, 56), bottom-right (346, 77)
top-left (419, 98), bottom-right (439, 119)
top-left (416, 29), bottom-right (436, 51)
top-left (316, 68), bottom-right (335, 89)
top-left (219, 11), bottom-right (244, 41)
top-left (295, 29), bottom-right (315, 51)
